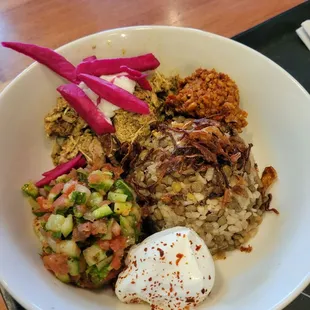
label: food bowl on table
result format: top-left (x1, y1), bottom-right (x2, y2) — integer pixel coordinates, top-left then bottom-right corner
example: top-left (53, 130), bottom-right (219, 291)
top-left (0, 26), bottom-right (309, 310)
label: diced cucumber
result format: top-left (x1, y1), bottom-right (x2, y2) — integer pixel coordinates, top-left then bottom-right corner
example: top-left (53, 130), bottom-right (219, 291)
top-left (55, 208), bottom-right (67, 216)
top-left (44, 185), bottom-right (52, 192)
top-left (114, 179), bottom-right (134, 200)
top-left (120, 215), bottom-right (136, 238)
top-left (27, 197), bottom-right (42, 214)
top-left (96, 256), bottom-right (113, 270)
top-left (58, 240), bottom-right (81, 258)
top-left (87, 265), bottom-right (110, 286)
top-left (55, 273), bottom-right (70, 283)
top-left (102, 171), bottom-right (113, 177)
top-left (83, 245), bottom-right (107, 266)
top-left (22, 182), bottom-right (39, 199)
top-left (92, 205), bottom-right (113, 219)
top-left (107, 192), bottom-right (128, 203)
top-left (77, 168), bottom-right (88, 183)
top-left (70, 191), bottom-right (87, 204)
top-left (46, 214), bottom-right (65, 232)
top-left (87, 192), bottom-right (103, 209)
top-left (61, 214), bottom-right (73, 237)
top-left (114, 202), bottom-right (132, 216)
top-left (68, 258), bottom-right (80, 276)
top-left (102, 219), bottom-right (114, 240)
top-left (91, 179), bottom-right (114, 192)
top-left (73, 205), bottom-right (83, 218)
top-left (88, 171), bottom-right (114, 192)
top-left (56, 174), bottom-right (70, 183)
top-left (52, 231), bottom-right (62, 239)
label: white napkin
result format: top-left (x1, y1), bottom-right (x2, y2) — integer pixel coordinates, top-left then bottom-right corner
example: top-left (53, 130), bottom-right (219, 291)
top-left (296, 20), bottom-right (310, 51)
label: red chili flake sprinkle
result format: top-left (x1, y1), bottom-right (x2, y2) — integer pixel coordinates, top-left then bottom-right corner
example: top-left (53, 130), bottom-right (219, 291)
top-left (240, 245), bottom-right (253, 253)
top-left (176, 233), bottom-right (181, 237)
top-left (131, 281), bottom-right (136, 284)
top-left (208, 275), bottom-right (211, 280)
top-left (132, 260), bottom-right (137, 267)
top-left (157, 248), bottom-right (164, 258)
top-left (189, 240), bottom-right (193, 245)
top-left (201, 288), bottom-right (205, 294)
top-left (169, 261), bottom-right (173, 265)
top-left (169, 283), bottom-right (173, 293)
top-left (176, 271), bottom-right (180, 279)
top-left (151, 246), bottom-right (155, 249)
top-left (186, 297), bottom-right (195, 303)
top-left (163, 243), bottom-right (167, 246)
top-left (142, 288), bottom-right (147, 291)
top-left (144, 248), bottom-right (147, 252)
top-left (195, 245), bottom-right (202, 252)
top-left (186, 291), bottom-right (190, 295)
top-left (183, 234), bottom-right (186, 238)
top-left (176, 253), bottom-right (184, 266)
top-left (148, 277), bottom-right (153, 281)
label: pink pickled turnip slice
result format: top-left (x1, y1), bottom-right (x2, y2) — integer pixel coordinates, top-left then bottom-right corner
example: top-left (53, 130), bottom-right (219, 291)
top-left (76, 53), bottom-right (160, 76)
top-left (42, 154), bottom-right (85, 176)
top-left (83, 55), bottom-right (97, 62)
top-left (57, 83), bottom-right (115, 134)
top-left (119, 66), bottom-right (143, 77)
top-left (120, 65), bottom-right (152, 90)
top-left (1, 42), bottom-right (77, 83)
top-left (78, 73), bottom-right (150, 115)
top-left (36, 154), bottom-right (86, 187)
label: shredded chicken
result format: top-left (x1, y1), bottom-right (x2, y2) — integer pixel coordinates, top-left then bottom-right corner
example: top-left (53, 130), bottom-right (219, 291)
top-left (51, 130), bottom-right (105, 166)
top-left (44, 97), bottom-right (87, 137)
top-left (114, 72), bottom-right (179, 143)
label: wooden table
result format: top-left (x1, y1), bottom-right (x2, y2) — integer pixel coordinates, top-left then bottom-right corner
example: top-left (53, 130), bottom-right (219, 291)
top-left (0, 0), bottom-right (304, 309)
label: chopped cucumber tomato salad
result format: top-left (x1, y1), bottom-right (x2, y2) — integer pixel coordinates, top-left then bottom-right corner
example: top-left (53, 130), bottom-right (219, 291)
top-left (22, 164), bottom-right (142, 288)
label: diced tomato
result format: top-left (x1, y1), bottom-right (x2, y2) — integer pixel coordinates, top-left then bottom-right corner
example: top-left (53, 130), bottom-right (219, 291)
top-left (75, 204), bottom-right (87, 215)
top-left (97, 240), bottom-right (110, 251)
top-left (72, 222), bottom-right (92, 242)
top-left (111, 254), bottom-right (122, 270)
top-left (67, 169), bottom-right (78, 180)
top-left (62, 180), bottom-right (78, 194)
top-left (87, 173), bottom-right (102, 184)
top-left (52, 194), bottom-right (70, 209)
top-left (91, 219), bottom-right (108, 235)
top-left (36, 197), bottom-right (54, 212)
top-left (111, 221), bottom-right (121, 237)
top-left (42, 254), bottom-right (69, 275)
top-left (63, 183), bottom-right (76, 195)
top-left (110, 236), bottom-right (127, 252)
top-left (49, 183), bottom-right (64, 196)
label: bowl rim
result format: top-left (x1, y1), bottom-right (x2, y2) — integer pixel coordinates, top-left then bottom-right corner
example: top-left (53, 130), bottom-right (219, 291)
top-left (0, 25), bottom-right (309, 310)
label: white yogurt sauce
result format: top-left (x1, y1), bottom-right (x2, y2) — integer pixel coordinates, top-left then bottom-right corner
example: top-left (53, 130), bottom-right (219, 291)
top-left (115, 227), bottom-right (215, 310)
top-left (79, 73), bottom-right (136, 119)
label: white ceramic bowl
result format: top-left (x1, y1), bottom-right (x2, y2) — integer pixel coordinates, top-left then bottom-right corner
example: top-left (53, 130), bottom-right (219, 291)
top-left (0, 26), bottom-right (309, 310)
